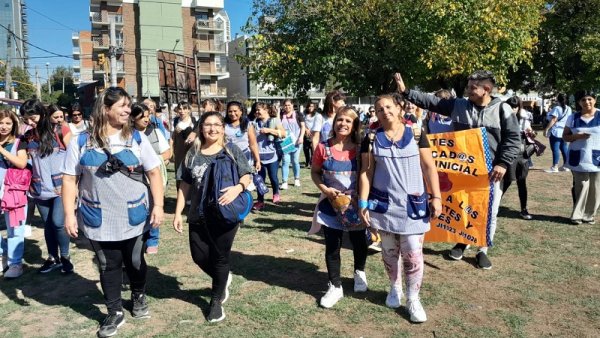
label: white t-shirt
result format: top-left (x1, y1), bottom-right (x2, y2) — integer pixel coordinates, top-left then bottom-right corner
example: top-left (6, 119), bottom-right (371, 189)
top-left (62, 131), bottom-right (161, 176)
top-left (153, 129), bottom-right (171, 154)
top-left (68, 121), bottom-right (89, 136)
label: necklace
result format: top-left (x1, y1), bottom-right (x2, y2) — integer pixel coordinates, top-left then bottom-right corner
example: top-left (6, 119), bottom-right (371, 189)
top-left (385, 125), bottom-right (401, 141)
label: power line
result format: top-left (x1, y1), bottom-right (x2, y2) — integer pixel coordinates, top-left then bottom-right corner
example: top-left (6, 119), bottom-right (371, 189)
top-left (26, 5), bottom-right (78, 32)
top-left (0, 23), bottom-right (73, 60)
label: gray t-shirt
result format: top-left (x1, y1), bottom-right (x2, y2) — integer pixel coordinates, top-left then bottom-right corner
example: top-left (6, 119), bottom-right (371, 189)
top-left (180, 144), bottom-right (252, 224)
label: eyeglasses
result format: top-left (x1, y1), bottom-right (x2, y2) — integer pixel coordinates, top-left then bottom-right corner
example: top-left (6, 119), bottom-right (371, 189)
top-left (202, 123), bottom-right (224, 129)
top-left (72, 113), bottom-right (82, 117)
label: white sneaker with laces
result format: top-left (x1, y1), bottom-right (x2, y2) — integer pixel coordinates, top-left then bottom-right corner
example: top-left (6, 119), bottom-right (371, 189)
top-left (4, 264), bottom-right (23, 278)
top-left (385, 286), bottom-right (402, 308)
top-left (320, 282), bottom-right (343, 308)
top-left (407, 298), bottom-right (427, 323)
top-left (294, 179), bottom-right (301, 187)
top-left (353, 270), bottom-right (367, 292)
top-left (544, 166), bottom-right (559, 173)
top-left (559, 166), bottom-right (570, 172)
top-left (281, 182), bottom-right (288, 190)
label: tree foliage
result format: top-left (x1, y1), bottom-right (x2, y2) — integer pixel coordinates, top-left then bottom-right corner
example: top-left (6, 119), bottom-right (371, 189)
top-left (0, 66), bottom-right (36, 100)
top-left (508, 0), bottom-right (600, 95)
top-left (237, 0), bottom-right (545, 97)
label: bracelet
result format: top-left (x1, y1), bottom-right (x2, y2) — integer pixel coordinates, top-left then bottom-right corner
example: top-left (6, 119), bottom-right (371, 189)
top-left (358, 200), bottom-right (368, 209)
top-left (430, 196), bottom-right (442, 201)
top-left (239, 182), bottom-right (246, 190)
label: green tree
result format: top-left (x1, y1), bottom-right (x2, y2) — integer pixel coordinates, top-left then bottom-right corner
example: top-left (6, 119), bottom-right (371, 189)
top-left (237, 0), bottom-right (546, 97)
top-left (508, 1), bottom-right (600, 95)
top-left (0, 66), bottom-right (36, 100)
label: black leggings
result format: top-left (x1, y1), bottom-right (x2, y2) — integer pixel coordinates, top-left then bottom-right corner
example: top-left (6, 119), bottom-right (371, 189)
top-left (302, 137), bottom-right (312, 166)
top-left (189, 221), bottom-right (239, 302)
top-left (323, 226), bottom-right (368, 288)
top-left (89, 233), bottom-right (147, 313)
top-left (502, 178), bottom-right (528, 210)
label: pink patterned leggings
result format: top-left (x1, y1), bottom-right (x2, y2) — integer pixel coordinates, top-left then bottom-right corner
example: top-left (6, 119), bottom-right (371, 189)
top-left (380, 231), bottom-right (424, 300)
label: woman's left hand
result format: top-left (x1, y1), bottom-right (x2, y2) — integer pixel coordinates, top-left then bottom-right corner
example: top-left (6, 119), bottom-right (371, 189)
top-left (430, 198), bottom-right (442, 218)
top-left (218, 185), bottom-right (242, 205)
top-left (150, 205), bottom-right (164, 228)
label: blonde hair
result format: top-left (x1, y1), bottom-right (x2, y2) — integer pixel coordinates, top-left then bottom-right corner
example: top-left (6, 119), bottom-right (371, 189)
top-left (330, 106), bottom-right (360, 144)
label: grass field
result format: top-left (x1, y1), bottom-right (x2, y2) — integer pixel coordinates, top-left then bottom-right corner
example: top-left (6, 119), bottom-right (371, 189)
top-left (0, 142), bottom-right (599, 338)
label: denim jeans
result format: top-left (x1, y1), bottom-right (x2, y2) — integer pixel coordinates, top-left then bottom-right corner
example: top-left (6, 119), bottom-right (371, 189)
top-left (35, 197), bottom-right (70, 259)
top-left (258, 161), bottom-right (279, 202)
top-left (146, 227), bottom-right (160, 248)
top-left (549, 134), bottom-right (568, 167)
top-left (281, 145), bottom-right (301, 183)
top-left (0, 204), bottom-right (28, 265)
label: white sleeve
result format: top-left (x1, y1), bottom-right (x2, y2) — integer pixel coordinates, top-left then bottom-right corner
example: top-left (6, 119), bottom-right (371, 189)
top-left (156, 131), bottom-right (170, 154)
top-left (138, 133), bottom-right (162, 171)
top-left (312, 114), bottom-right (323, 132)
top-left (61, 136), bottom-right (83, 176)
top-left (565, 114), bottom-right (574, 128)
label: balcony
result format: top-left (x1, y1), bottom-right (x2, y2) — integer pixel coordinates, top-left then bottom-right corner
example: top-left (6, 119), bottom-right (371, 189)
top-left (73, 47), bottom-right (80, 60)
top-left (196, 19), bottom-right (224, 32)
top-left (200, 86), bottom-right (227, 97)
top-left (73, 61), bottom-right (80, 70)
top-left (92, 36), bottom-right (109, 50)
top-left (72, 32), bottom-right (79, 41)
top-left (116, 60), bottom-right (125, 75)
top-left (195, 40), bottom-right (226, 54)
top-left (91, 12), bottom-right (123, 27)
top-left (198, 63), bottom-right (228, 76)
top-left (194, 0), bottom-right (224, 9)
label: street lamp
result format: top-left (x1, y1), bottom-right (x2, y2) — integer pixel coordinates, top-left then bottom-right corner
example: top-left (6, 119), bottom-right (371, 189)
top-left (172, 39), bottom-right (180, 52)
top-left (46, 62), bottom-right (51, 94)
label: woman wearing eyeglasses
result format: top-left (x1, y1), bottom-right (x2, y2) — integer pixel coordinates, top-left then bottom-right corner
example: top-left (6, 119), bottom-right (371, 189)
top-left (68, 102), bottom-right (89, 136)
top-left (173, 111), bottom-right (252, 323)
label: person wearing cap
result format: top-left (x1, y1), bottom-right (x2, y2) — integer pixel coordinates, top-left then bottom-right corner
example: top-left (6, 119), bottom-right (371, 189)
top-left (394, 70), bottom-right (521, 270)
top-left (562, 90), bottom-right (600, 225)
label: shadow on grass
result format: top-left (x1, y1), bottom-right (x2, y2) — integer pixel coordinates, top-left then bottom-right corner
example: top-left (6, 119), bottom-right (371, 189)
top-left (248, 216), bottom-right (312, 233)
top-left (498, 206), bottom-right (572, 224)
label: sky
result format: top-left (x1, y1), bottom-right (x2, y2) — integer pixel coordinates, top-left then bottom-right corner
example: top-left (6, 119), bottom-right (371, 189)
top-left (25, 0), bottom-right (253, 77)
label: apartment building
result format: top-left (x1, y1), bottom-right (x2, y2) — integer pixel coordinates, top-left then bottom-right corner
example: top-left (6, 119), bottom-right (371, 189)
top-left (71, 30), bottom-right (94, 85)
top-left (0, 0), bottom-right (28, 69)
top-left (85, 0), bottom-right (228, 102)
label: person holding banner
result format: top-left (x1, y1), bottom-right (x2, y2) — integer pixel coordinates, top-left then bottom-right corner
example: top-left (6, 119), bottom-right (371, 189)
top-left (562, 90), bottom-right (600, 225)
top-left (395, 70), bottom-right (521, 270)
top-left (358, 94), bottom-right (442, 323)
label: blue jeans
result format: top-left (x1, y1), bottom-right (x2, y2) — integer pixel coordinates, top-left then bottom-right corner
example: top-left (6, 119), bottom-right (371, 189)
top-left (147, 227), bottom-right (160, 247)
top-left (35, 197), bottom-right (70, 259)
top-left (281, 145), bottom-right (301, 183)
top-left (258, 161), bottom-right (279, 202)
top-left (0, 204), bottom-right (28, 265)
top-left (549, 134), bottom-right (568, 167)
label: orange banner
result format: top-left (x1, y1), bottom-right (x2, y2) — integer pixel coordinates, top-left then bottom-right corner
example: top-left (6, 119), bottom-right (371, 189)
top-left (424, 128), bottom-right (495, 247)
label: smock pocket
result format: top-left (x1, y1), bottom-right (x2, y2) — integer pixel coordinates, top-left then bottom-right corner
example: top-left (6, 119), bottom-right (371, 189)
top-left (79, 197), bottom-right (102, 228)
top-left (367, 187), bottom-right (389, 213)
top-left (407, 193), bottom-right (430, 220)
top-left (592, 150), bottom-right (600, 166)
top-left (568, 149), bottom-right (581, 167)
top-left (127, 193), bottom-right (148, 226)
top-left (29, 176), bottom-right (42, 197)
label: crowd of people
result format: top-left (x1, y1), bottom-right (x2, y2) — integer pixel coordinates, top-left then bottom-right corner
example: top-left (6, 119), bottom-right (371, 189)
top-left (0, 70), bottom-right (597, 337)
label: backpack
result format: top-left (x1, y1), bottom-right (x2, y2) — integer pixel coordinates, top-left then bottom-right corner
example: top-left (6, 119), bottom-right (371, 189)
top-left (198, 145), bottom-right (253, 228)
top-left (1, 138), bottom-right (32, 227)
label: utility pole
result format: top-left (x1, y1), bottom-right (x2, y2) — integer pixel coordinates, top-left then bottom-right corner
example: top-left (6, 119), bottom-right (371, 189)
top-left (5, 24), bottom-right (13, 99)
top-left (46, 62), bottom-right (51, 94)
top-left (109, 19), bottom-right (117, 87)
top-left (35, 66), bottom-right (41, 98)
top-left (62, 75), bottom-right (65, 92)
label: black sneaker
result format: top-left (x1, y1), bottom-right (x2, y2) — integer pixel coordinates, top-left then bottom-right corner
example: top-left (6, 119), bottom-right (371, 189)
top-left (97, 311), bottom-right (125, 338)
top-left (476, 251), bottom-right (492, 270)
top-left (60, 256), bottom-right (74, 274)
top-left (206, 300), bottom-right (225, 323)
top-left (520, 209), bottom-right (533, 220)
top-left (131, 293), bottom-right (150, 319)
top-left (38, 257), bottom-right (62, 274)
top-left (448, 243), bottom-right (468, 260)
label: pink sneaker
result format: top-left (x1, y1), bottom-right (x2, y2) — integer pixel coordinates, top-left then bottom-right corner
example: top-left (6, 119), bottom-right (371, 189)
top-left (252, 201), bottom-right (265, 211)
top-left (273, 194), bottom-right (281, 204)
top-left (146, 246), bottom-right (158, 254)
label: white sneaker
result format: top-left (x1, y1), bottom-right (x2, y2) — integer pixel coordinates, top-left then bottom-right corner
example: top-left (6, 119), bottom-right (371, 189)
top-left (385, 286), bottom-right (402, 308)
top-left (320, 282), bottom-right (343, 308)
top-left (353, 270), bottom-right (367, 292)
top-left (222, 272), bottom-right (232, 304)
top-left (544, 166), bottom-right (559, 173)
top-left (4, 264), bottom-right (23, 279)
top-left (281, 182), bottom-right (288, 190)
top-left (559, 166), bottom-right (570, 172)
top-left (294, 179), bottom-right (301, 187)
top-left (407, 299), bottom-right (427, 323)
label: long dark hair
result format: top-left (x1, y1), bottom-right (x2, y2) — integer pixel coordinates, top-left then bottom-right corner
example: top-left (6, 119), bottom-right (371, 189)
top-left (224, 101), bottom-right (248, 132)
top-left (21, 99), bottom-right (59, 157)
top-left (323, 90), bottom-right (346, 117)
top-left (556, 93), bottom-right (568, 111)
